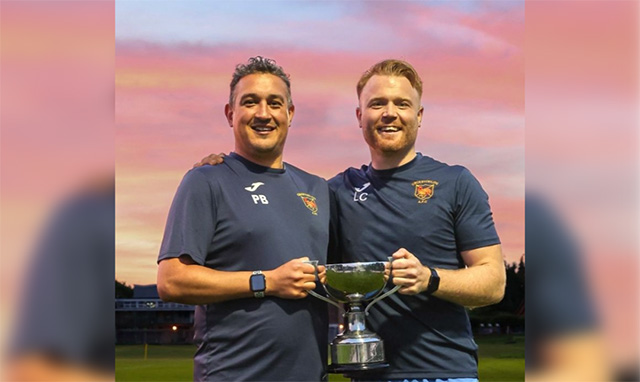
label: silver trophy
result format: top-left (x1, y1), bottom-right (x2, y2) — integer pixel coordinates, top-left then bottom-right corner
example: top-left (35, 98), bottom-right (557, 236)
top-left (306, 259), bottom-right (400, 373)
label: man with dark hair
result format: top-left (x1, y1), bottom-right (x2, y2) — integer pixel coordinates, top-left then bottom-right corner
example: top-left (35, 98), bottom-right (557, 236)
top-left (229, 56), bottom-right (292, 106)
top-left (196, 58), bottom-right (506, 382)
top-left (157, 56), bottom-right (329, 381)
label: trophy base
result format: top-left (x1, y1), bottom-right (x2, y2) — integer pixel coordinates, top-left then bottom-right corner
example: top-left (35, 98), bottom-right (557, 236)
top-left (328, 362), bottom-right (389, 375)
top-left (330, 332), bottom-right (388, 377)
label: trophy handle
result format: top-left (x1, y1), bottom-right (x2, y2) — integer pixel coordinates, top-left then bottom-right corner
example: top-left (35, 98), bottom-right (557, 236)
top-left (304, 260), bottom-right (345, 313)
top-left (365, 285), bottom-right (401, 316)
top-left (364, 256), bottom-right (401, 316)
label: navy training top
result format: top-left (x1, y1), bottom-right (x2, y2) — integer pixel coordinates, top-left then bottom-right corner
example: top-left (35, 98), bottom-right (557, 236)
top-left (328, 153), bottom-right (500, 379)
top-left (159, 152), bottom-right (329, 381)
top-left (10, 188), bottom-right (115, 373)
top-left (525, 194), bottom-right (597, 370)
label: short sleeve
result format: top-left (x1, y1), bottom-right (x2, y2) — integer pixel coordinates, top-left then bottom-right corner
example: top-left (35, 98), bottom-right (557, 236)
top-left (526, 196), bottom-right (597, 337)
top-left (9, 191), bottom-right (115, 372)
top-left (453, 167), bottom-right (501, 251)
top-left (525, 195), bottom-right (598, 369)
top-left (158, 169), bottom-right (217, 265)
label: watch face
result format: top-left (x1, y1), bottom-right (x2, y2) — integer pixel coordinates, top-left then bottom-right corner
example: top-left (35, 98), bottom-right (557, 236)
top-left (250, 274), bottom-right (266, 292)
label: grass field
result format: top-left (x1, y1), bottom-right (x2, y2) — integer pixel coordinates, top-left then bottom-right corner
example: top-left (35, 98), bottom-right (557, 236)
top-left (116, 335), bottom-right (524, 381)
top-left (476, 335), bottom-right (525, 382)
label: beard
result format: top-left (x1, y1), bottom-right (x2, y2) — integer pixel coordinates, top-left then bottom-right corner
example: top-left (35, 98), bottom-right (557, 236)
top-left (363, 126), bottom-right (418, 154)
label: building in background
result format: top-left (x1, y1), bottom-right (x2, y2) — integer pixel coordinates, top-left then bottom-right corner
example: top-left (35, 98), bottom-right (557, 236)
top-left (116, 285), bottom-right (194, 345)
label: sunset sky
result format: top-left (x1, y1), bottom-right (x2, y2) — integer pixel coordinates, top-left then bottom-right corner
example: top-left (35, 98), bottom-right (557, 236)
top-left (115, 1), bottom-right (524, 285)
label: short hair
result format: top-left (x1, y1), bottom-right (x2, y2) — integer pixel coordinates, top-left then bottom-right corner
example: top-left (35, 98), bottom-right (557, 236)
top-left (356, 59), bottom-right (423, 99)
top-left (229, 56), bottom-right (292, 106)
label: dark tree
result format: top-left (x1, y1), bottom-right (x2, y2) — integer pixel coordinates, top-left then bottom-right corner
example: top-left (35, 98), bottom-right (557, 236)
top-left (116, 280), bottom-right (134, 298)
top-left (468, 256), bottom-right (525, 329)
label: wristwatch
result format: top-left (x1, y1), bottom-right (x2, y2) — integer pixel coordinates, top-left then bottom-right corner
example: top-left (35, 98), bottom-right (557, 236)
top-left (425, 267), bottom-right (440, 295)
top-left (250, 270), bottom-right (266, 298)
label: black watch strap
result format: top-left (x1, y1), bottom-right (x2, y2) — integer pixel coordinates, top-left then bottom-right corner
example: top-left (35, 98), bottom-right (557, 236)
top-left (425, 267), bottom-right (440, 295)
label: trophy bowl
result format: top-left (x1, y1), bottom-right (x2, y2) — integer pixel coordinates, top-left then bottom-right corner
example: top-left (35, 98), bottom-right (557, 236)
top-left (325, 262), bottom-right (387, 303)
top-left (306, 260), bottom-right (400, 375)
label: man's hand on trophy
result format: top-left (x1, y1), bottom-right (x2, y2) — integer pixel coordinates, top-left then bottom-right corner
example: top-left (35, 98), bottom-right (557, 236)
top-left (317, 265), bottom-right (327, 284)
top-left (193, 152), bottom-right (226, 168)
top-left (383, 261), bottom-right (391, 283)
top-left (264, 257), bottom-right (318, 299)
top-left (302, 260), bottom-right (326, 284)
top-left (390, 248), bottom-right (431, 295)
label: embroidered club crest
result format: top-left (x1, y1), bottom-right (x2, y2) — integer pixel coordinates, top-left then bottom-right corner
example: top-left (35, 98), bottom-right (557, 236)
top-left (411, 180), bottom-right (439, 203)
top-left (296, 193), bottom-right (318, 215)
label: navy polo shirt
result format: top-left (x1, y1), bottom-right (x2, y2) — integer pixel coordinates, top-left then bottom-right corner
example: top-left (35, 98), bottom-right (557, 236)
top-left (159, 152), bottom-right (330, 381)
top-left (328, 153), bottom-right (500, 379)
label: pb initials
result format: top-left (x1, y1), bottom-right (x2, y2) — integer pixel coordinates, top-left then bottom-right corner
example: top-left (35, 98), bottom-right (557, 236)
top-left (251, 195), bottom-right (269, 204)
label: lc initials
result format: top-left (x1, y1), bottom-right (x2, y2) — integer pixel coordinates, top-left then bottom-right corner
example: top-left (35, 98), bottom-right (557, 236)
top-left (353, 192), bottom-right (368, 202)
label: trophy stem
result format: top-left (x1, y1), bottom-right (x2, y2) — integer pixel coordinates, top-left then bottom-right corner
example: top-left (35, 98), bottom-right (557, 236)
top-left (346, 304), bottom-right (367, 333)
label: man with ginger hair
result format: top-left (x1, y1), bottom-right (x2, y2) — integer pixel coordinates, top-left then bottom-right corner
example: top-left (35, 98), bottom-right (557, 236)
top-left (326, 59), bottom-right (505, 381)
